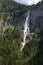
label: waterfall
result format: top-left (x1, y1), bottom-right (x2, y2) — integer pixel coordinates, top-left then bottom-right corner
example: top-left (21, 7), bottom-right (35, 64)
top-left (21, 11), bottom-right (30, 51)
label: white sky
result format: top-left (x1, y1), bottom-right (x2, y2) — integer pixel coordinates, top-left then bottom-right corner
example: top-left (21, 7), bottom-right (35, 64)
top-left (14, 0), bottom-right (42, 6)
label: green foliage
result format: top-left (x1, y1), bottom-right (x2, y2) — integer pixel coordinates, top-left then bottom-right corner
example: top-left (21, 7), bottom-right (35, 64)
top-left (0, 0), bottom-right (30, 13)
top-left (0, 25), bottom-right (42, 65)
top-left (3, 13), bottom-right (10, 22)
top-left (0, 1), bottom-right (43, 65)
top-left (22, 33), bottom-right (40, 64)
top-left (0, 14), bottom-right (2, 20)
top-left (0, 27), bottom-right (23, 65)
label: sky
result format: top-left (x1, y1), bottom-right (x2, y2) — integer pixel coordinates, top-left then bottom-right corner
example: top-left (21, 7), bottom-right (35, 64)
top-left (14, 0), bottom-right (42, 6)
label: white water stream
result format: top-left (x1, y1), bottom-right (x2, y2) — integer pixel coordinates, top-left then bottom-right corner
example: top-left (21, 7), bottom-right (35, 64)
top-left (21, 11), bottom-right (30, 51)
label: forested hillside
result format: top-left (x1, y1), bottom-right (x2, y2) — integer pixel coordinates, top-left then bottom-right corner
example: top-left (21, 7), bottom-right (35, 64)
top-left (0, 0), bottom-right (43, 65)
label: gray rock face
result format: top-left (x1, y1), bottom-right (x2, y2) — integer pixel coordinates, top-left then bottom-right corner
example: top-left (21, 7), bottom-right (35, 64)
top-left (29, 1), bottom-right (43, 32)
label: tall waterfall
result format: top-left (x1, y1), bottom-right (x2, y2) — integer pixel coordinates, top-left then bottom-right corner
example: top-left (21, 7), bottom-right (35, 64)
top-left (21, 11), bottom-right (30, 51)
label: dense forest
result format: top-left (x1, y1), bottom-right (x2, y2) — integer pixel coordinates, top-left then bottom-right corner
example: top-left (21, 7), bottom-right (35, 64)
top-left (0, 0), bottom-right (43, 65)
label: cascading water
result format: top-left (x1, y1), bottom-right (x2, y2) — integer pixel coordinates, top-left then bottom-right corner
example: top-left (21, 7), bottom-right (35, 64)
top-left (21, 11), bottom-right (30, 51)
